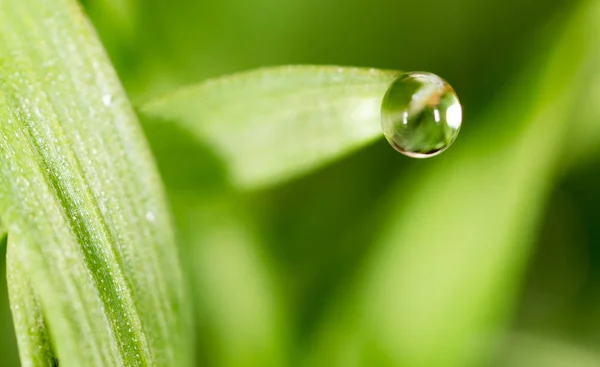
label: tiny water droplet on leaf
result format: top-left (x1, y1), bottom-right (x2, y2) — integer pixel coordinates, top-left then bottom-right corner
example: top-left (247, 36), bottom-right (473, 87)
top-left (102, 94), bottom-right (112, 106)
top-left (145, 211), bottom-right (155, 222)
top-left (381, 72), bottom-right (462, 157)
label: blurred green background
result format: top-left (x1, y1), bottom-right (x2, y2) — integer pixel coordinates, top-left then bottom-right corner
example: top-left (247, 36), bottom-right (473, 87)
top-left (3, 0), bottom-right (600, 365)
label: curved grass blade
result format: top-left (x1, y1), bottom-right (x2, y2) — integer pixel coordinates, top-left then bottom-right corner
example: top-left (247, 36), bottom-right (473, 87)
top-left (6, 238), bottom-right (56, 367)
top-left (0, 0), bottom-right (191, 366)
top-left (139, 66), bottom-right (399, 190)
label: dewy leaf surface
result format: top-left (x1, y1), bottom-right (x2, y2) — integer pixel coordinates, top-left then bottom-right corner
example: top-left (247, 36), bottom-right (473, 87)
top-left (0, 0), bottom-right (191, 366)
top-left (139, 66), bottom-right (399, 190)
top-left (6, 239), bottom-right (55, 367)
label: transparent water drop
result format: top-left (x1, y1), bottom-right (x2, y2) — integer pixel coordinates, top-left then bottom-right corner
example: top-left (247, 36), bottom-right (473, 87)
top-left (102, 94), bottom-right (112, 106)
top-left (145, 211), bottom-right (156, 222)
top-left (381, 72), bottom-right (462, 158)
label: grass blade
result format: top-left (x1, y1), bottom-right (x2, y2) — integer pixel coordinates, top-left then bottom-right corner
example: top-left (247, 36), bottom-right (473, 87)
top-left (6, 239), bottom-right (56, 367)
top-left (0, 0), bottom-right (191, 365)
top-left (495, 333), bottom-right (600, 367)
top-left (0, 232), bottom-right (20, 367)
top-left (141, 121), bottom-right (289, 366)
top-left (139, 66), bottom-right (399, 190)
top-left (183, 199), bottom-right (288, 366)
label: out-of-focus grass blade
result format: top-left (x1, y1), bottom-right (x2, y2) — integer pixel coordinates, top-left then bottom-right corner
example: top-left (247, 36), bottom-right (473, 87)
top-left (139, 66), bottom-right (399, 190)
top-left (82, 0), bottom-right (139, 87)
top-left (559, 65), bottom-right (600, 172)
top-left (307, 1), bottom-right (600, 366)
top-left (82, 0), bottom-right (137, 40)
top-left (142, 120), bottom-right (289, 366)
top-left (494, 333), bottom-right (600, 367)
top-left (0, 0), bottom-right (191, 366)
top-left (0, 233), bottom-right (19, 367)
top-left (182, 198), bottom-right (288, 366)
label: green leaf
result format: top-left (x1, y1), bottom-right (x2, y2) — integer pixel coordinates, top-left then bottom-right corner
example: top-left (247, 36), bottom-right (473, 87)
top-left (6, 239), bottom-right (56, 367)
top-left (0, 233), bottom-right (20, 367)
top-left (140, 121), bottom-right (289, 366)
top-left (558, 59), bottom-right (600, 172)
top-left (306, 1), bottom-right (600, 366)
top-left (0, 221), bottom-right (5, 243)
top-left (139, 66), bottom-right (399, 190)
top-left (0, 0), bottom-right (191, 366)
top-left (181, 197), bottom-right (289, 367)
top-left (82, 0), bottom-right (139, 91)
top-left (496, 333), bottom-right (600, 367)
top-left (83, 0), bottom-right (138, 38)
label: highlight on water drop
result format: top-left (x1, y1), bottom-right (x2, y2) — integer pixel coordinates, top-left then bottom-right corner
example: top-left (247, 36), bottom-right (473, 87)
top-left (381, 72), bottom-right (462, 158)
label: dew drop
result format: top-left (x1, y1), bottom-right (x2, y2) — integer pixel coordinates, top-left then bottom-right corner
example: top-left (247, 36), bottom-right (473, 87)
top-left (381, 72), bottom-right (462, 158)
top-left (145, 211), bottom-right (155, 222)
top-left (102, 94), bottom-right (112, 106)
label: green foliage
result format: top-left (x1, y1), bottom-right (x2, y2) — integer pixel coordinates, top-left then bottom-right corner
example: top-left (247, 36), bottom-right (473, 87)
top-left (496, 333), bottom-right (600, 367)
top-left (140, 66), bottom-right (398, 189)
top-left (1, 0), bottom-right (600, 366)
top-left (0, 0), bottom-right (190, 365)
top-left (304, 2), bottom-right (600, 366)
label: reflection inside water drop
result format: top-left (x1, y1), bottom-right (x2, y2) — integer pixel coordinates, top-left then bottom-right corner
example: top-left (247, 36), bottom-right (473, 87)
top-left (381, 72), bottom-right (462, 158)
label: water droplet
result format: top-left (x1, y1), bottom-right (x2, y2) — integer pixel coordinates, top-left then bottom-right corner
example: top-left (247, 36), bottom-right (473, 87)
top-left (381, 72), bottom-right (462, 158)
top-left (145, 211), bottom-right (155, 222)
top-left (102, 94), bottom-right (112, 106)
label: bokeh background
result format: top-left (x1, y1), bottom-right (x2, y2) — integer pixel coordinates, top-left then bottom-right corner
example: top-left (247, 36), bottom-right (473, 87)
top-left (2, 0), bottom-right (600, 365)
